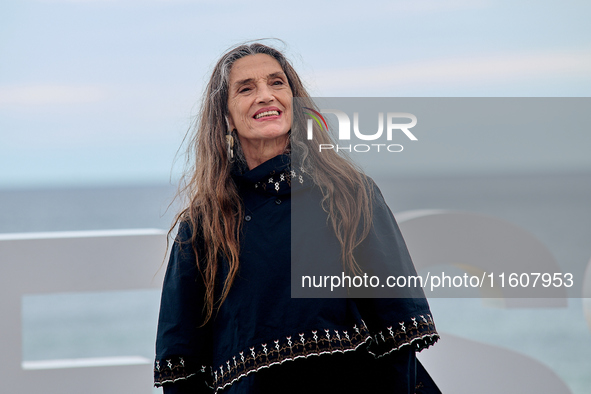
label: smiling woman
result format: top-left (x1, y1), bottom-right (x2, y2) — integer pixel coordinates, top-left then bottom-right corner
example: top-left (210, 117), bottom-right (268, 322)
top-left (154, 42), bottom-right (440, 394)
top-left (226, 54), bottom-right (293, 169)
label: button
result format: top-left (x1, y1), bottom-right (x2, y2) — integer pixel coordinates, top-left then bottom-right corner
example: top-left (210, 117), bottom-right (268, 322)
top-left (245, 215), bottom-right (252, 222)
top-left (275, 199), bottom-right (282, 205)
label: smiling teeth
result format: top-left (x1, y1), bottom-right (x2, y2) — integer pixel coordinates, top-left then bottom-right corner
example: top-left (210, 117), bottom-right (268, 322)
top-left (255, 110), bottom-right (279, 119)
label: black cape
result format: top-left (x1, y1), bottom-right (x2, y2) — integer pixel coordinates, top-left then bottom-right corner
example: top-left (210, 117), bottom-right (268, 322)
top-left (155, 155), bottom-right (439, 393)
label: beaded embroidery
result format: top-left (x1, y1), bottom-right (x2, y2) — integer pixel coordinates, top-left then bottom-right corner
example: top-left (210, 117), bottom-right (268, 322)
top-left (154, 314), bottom-right (438, 393)
top-left (253, 167), bottom-right (304, 193)
top-left (153, 355), bottom-right (203, 387)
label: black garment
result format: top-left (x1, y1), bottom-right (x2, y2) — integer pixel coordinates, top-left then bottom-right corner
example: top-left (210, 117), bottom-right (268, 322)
top-left (155, 155), bottom-right (439, 393)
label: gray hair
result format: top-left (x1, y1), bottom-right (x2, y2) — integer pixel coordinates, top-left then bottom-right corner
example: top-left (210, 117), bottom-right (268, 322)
top-left (202, 42), bottom-right (310, 167)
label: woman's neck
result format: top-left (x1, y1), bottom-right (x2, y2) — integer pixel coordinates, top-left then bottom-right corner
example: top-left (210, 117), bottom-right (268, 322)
top-left (239, 135), bottom-right (289, 170)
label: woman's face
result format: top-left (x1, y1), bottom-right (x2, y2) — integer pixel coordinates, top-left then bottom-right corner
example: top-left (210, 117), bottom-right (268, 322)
top-left (226, 54), bottom-right (292, 148)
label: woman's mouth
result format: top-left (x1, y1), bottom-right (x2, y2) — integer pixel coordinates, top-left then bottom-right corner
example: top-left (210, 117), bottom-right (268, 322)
top-left (253, 109), bottom-right (281, 119)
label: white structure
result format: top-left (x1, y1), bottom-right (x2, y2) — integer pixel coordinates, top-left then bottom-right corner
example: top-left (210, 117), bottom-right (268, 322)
top-left (398, 210), bottom-right (572, 393)
top-left (0, 229), bottom-right (167, 394)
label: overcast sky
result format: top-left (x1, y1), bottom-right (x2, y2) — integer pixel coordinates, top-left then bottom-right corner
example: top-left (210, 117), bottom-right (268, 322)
top-left (1, 0), bottom-right (590, 188)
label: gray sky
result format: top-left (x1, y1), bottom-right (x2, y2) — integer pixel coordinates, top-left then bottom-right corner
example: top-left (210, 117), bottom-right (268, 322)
top-left (1, 0), bottom-right (590, 187)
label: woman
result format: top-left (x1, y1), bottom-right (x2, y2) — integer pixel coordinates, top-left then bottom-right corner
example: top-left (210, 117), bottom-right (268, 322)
top-left (155, 42), bottom-right (440, 393)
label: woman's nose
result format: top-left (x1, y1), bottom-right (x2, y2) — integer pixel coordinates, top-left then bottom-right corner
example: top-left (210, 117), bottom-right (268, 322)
top-left (256, 84), bottom-right (275, 103)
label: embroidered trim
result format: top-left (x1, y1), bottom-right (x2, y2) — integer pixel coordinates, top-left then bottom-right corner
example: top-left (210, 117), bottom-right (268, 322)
top-left (153, 356), bottom-right (210, 388)
top-left (154, 314), bottom-right (438, 392)
top-left (253, 167), bottom-right (304, 193)
top-left (212, 321), bottom-right (369, 392)
top-left (367, 313), bottom-right (439, 358)
top-left (212, 314), bottom-right (437, 393)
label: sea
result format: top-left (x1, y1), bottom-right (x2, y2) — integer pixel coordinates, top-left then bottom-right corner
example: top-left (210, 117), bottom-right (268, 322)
top-left (2, 172), bottom-right (591, 393)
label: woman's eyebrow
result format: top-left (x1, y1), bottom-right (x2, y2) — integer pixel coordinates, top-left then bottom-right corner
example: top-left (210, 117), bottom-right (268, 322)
top-left (233, 72), bottom-right (286, 88)
top-left (267, 72), bottom-right (286, 79)
top-left (233, 78), bottom-right (254, 88)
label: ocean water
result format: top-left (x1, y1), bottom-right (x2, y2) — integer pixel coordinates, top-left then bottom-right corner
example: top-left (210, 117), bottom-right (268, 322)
top-left (3, 172), bottom-right (591, 393)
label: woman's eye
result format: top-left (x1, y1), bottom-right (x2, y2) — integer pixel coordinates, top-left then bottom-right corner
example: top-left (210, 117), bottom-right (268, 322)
top-left (239, 87), bottom-right (251, 93)
top-left (272, 80), bottom-right (283, 86)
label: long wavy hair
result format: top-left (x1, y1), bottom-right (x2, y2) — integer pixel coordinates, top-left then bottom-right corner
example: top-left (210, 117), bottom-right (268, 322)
top-left (171, 42), bottom-right (373, 324)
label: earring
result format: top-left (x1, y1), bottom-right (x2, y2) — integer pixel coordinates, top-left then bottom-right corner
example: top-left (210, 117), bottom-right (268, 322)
top-left (226, 131), bottom-right (235, 161)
